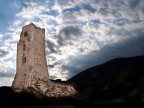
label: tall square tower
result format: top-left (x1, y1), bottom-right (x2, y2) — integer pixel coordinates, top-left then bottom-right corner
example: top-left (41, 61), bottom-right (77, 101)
top-left (12, 23), bottom-right (49, 91)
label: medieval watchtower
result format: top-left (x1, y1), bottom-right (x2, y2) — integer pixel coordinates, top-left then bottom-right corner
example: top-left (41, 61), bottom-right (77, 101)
top-left (12, 23), bottom-right (49, 91)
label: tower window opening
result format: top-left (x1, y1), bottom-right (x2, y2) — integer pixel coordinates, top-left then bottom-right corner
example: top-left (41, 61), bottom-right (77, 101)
top-left (23, 56), bottom-right (26, 64)
top-left (23, 44), bottom-right (26, 50)
top-left (24, 32), bottom-right (27, 37)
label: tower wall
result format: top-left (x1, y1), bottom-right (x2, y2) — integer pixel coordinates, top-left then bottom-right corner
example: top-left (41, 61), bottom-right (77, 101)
top-left (12, 24), bottom-right (49, 91)
top-left (12, 24), bottom-right (76, 97)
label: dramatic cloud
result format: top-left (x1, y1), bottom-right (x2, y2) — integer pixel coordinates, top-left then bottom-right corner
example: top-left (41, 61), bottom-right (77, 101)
top-left (57, 26), bottom-right (83, 46)
top-left (0, 0), bottom-right (144, 85)
top-left (62, 33), bottom-right (144, 79)
top-left (0, 49), bottom-right (8, 57)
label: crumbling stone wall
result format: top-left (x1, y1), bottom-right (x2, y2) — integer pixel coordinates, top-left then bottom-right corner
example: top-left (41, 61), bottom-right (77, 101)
top-left (27, 79), bottom-right (76, 97)
top-left (12, 23), bottom-right (49, 92)
top-left (12, 23), bottom-right (76, 97)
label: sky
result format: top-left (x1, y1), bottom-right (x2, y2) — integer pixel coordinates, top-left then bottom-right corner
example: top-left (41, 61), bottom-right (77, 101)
top-left (0, 0), bottom-right (144, 86)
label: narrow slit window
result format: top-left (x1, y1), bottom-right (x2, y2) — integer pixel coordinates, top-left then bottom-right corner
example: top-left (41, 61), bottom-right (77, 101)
top-left (23, 56), bottom-right (26, 64)
top-left (24, 32), bottom-right (27, 37)
top-left (23, 44), bottom-right (26, 50)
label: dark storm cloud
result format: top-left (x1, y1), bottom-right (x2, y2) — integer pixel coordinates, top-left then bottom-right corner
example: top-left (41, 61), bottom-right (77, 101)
top-left (132, 16), bottom-right (141, 23)
top-left (128, 0), bottom-right (141, 8)
top-left (60, 26), bottom-right (82, 37)
top-left (63, 34), bottom-right (144, 79)
top-left (99, 7), bottom-right (110, 16)
top-left (46, 26), bottom-right (83, 54)
top-left (81, 3), bottom-right (96, 13)
top-left (0, 49), bottom-right (8, 57)
top-left (90, 19), bottom-right (102, 25)
top-left (57, 26), bottom-right (82, 46)
top-left (48, 65), bottom-right (54, 68)
top-left (112, 10), bottom-right (122, 18)
top-left (46, 39), bottom-right (57, 53)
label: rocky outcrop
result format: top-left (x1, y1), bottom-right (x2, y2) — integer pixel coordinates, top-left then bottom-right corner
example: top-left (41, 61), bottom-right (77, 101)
top-left (12, 23), bottom-right (77, 97)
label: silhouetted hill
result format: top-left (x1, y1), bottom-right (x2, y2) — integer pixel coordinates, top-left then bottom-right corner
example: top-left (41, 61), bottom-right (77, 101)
top-left (69, 55), bottom-right (144, 102)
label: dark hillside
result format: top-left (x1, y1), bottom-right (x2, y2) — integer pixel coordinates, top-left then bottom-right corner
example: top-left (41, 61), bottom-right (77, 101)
top-left (69, 55), bottom-right (144, 101)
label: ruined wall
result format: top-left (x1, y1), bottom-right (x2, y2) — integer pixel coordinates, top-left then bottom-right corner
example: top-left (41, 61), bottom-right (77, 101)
top-left (12, 24), bottom-right (49, 91)
top-left (12, 23), bottom-right (76, 97)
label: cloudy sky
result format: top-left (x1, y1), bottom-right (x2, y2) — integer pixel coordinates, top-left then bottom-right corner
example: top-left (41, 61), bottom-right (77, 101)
top-left (0, 0), bottom-right (144, 86)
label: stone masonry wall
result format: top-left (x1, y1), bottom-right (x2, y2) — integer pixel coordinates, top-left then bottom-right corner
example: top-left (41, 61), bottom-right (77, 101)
top-left (12, 23), bottom-right (76, 97)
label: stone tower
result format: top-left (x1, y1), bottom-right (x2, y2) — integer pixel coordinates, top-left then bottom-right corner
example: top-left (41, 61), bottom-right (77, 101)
top-left (12, 23), bottom-right (76, 97)
top-left (12, 23), bottom-right (49, 91)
